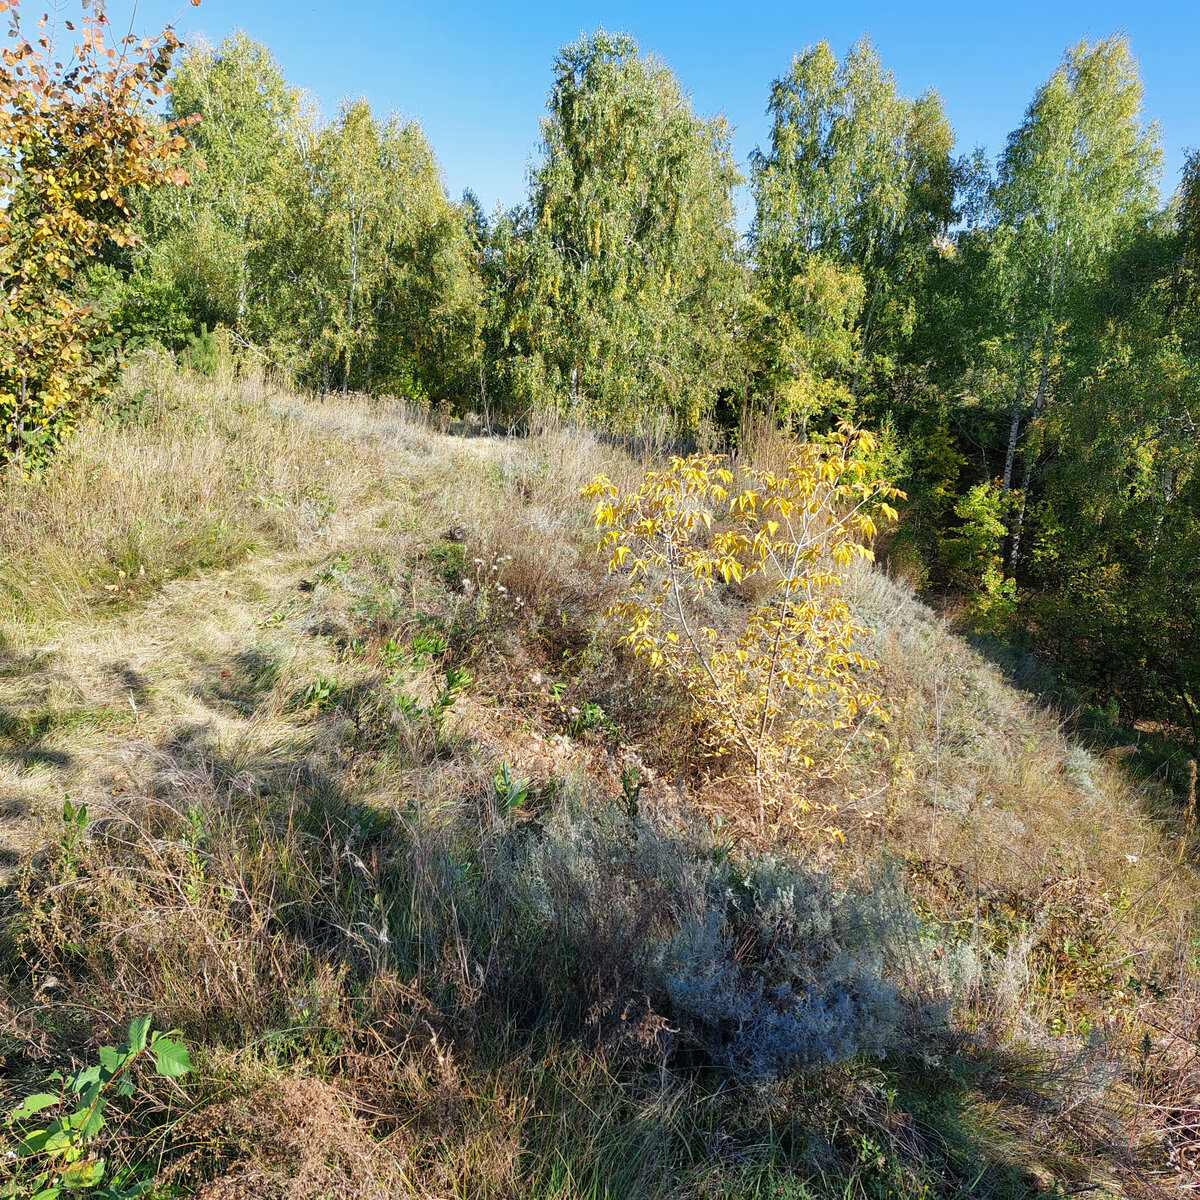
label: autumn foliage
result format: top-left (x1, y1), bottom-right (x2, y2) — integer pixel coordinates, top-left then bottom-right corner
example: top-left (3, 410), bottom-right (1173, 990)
top-left (0, 0), bottom-right (194, 463)
top-left (584, 425), bottom-right (904, 836)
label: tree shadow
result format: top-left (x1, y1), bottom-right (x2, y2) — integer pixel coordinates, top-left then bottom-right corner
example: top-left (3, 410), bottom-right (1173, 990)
top-left (963, 628), bottom-right (1196, 790)
top-left (0, 710), bottom-right (74, 772)
top-left (106, 661), bottom-right (154, 705)
top-left (10, 673), bottom-right (1145, 1197)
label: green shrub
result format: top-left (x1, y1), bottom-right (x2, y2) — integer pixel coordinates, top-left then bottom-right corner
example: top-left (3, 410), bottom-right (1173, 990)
top-left (1, 1016), bottom-right (190, 1199)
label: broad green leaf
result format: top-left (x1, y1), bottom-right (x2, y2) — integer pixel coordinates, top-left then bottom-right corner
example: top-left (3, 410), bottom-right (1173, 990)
top-left (61, 1098), bottom-right (106, 1133)
top-left (126, 1015), bottom-right (152, 1054)
top-left (9, 1092), bottom-right (59, 1120)
top-left (59, 1157), bottom-right (105, 1187)
top-left (99, 1046), bottom-right (124, 1073)
top-left (67, 1065), bottom-right (102, 1091)
top-left (152, 1037), bottom-right (191, 1078)
top-left (79, 1102), bottom-right (107, 1139)
top-left (22, 1125), bottom-right (76, 1154)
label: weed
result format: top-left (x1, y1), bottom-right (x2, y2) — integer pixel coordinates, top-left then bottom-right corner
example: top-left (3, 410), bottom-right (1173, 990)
top-left (1, 1016), bottom-right (190, 1200)
top-left (428, 539), bottom-right (467, 588)
top-left (494, 762), bottom-right (531, 816)
top-left (298, 673), bottom-right (342, 711)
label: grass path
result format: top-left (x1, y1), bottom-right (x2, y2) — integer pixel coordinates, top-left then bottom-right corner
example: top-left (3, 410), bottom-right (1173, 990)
top-left (0, 399), bottom-right (490, 879)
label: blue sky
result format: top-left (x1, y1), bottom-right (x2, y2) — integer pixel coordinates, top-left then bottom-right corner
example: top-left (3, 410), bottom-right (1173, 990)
top-left (127, 1), bottom-right (1197, 222)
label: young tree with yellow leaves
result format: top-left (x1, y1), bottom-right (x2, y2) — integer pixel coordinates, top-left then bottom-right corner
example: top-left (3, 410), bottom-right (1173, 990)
top-left (584, 426), bottom-right (903, 837)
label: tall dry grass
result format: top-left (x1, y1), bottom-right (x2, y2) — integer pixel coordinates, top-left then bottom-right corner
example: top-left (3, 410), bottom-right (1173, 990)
top-left (0, 354), bottom-right (389, 625)
top-left (2, 368), bottom-right (1198, 1197)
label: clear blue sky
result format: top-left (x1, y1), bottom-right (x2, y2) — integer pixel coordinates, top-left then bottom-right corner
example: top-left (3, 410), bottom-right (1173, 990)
top-left (130, 0), bottom-right (1197, 222)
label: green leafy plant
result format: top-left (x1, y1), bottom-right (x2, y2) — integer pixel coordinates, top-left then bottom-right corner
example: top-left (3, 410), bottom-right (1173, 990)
top-left (378, 637), bottom-right (406, 669)
top-left (948, 482), bottom-right (1017, 632)
top-left (429, 667), bottom-right (470, 733)
top-left (58, 799), bottom-right (89, 875)
top-left (494, 762), bottom-right (531, 815)
top-left (2, 1016), bottom-right (191, 1200)
top-left (409, 630), bottom-right (447, 665)
top-left (299, 673), bottom-right (341, 711)
top-left (312, 554), bottom-right (349, 587)
top-left (568, 700), bottom-right (615, 739)
top-left (619, 766), bottom-right (644, 819)
top-left (180, 324), bottom-right (221, 376)
top-left (428, 540), bottom-right (467, 588)
top-left (380, 666), bottom-right (470, 762)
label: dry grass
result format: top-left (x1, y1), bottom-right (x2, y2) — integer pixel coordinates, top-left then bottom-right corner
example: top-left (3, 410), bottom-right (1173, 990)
top-left (1, 366), bottom-right (1198, 1198)
top-left (0, 354), bottom-right (392, 625)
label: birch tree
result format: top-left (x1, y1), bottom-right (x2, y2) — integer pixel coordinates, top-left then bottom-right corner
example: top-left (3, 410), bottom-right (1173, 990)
top-left (750, 37), bottom-right (955, 408)
top-left (522, 30), bottom-right (745, 434)
top-left (987, 34), bottom-right (1161, 565)
top-left (139, 32), bottom-right (303, 340)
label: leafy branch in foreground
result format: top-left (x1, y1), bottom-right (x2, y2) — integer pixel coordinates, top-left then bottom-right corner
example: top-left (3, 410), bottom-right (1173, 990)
top-left (1, 1016), bottom-right (191, 1200)
top-left (583, 425), bottom-right (903, 837)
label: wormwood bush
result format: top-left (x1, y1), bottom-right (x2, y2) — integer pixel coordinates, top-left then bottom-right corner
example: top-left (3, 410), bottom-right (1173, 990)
top-left (491, 801), bottom-right (933, 1076)
top-left (582, 424), bottom-right (903, 834)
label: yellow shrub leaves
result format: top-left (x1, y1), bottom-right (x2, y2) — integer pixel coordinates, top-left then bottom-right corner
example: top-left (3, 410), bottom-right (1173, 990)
top-left (0, 0), bottom-right (193, 462)
top-left (583, 424), bottom-right (904, 837)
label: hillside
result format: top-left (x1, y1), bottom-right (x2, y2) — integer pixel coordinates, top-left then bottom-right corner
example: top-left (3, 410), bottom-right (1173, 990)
top-left (2, 363), bottom-right (1199, 1199)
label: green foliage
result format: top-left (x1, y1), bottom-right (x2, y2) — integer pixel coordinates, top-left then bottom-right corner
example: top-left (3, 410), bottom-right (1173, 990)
top-left (947, 483), bottom-right (1017, 630)
top-left (751, 36), bottom-right (956, 406)
top-left (494, 762), bottom-right (531, 815)
top-left (135, 32), bottom-right (303, 342)
top-left (275, 98), bottom-right (481, 396)
top-left (299, 673), bottom-right (342, 711)
top-left (0, 2), bottom-right (190, 464)
top-left (982, 34), bottom-right (1162, 566)
top-left (1, 1017), bottom-right (190, 1200)
top-left (428, 540), bottom-right (468, 588)
top-left (122, 34), bottom-right (482, 401)
top-left (517, 29), bottom-right (746, 433)
top-left (431, 667), bottom-right (471, 731)
top-left (181, 325), bottom-right (222, 376)
top-left (1021, 201), bottom-right (1200, 747)
top-left (57, 800), bottom-right (90, 878)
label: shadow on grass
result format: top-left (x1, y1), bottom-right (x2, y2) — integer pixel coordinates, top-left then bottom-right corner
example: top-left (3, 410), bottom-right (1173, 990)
top-left (192, 645), bottom-right (285, 717)
top-left (3, 685), bottom-right (1138, 1199)
top-left (106, 661), bottom-right (154, 704)
top-left (0, 709), bottom-right (75, 771)
top-left (964, 628), bottom-right (1196, 794)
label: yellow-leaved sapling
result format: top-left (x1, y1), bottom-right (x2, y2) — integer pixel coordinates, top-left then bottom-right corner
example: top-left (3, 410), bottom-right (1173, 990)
top-left (582, 424), bottom-right (903, 838)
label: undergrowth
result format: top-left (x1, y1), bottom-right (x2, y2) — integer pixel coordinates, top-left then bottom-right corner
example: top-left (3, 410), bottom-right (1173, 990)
top-left (1, 364), bottom-right (1197, 1197)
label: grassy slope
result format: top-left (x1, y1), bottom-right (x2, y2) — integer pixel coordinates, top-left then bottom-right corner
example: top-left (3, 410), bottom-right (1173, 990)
top-left (1, 363), bottom-right (1198, 1198)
